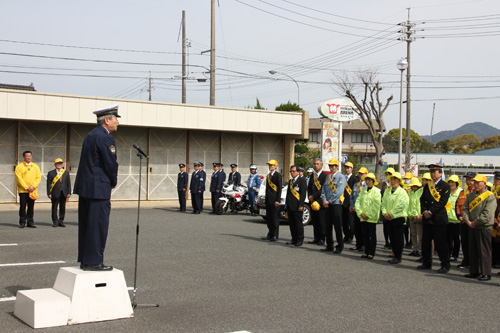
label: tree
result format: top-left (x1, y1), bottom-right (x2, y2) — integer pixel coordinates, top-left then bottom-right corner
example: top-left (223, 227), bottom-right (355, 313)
top-left (480, 135), bottom-right (500, 150)
top-left (246, 98), bottom-right (266, 110)
top-left (383, 129), bottom-right (435, 154)
top-left (275, 101), bottom-right (302, 111)
top-left (449, 134), bottom-right (481, 154)
top-left (435, 139), bottom-right (451, 154)
top-left (335, 71), bottom-right (393, 180)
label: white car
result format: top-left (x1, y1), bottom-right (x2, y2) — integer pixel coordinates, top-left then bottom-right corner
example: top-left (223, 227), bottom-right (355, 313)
top-left (255, 183), bottom-right (312, 226)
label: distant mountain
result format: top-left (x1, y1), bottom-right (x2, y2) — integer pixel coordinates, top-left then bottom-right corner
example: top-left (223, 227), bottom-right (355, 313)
top-left (421, 122), bottom-right (500, 143)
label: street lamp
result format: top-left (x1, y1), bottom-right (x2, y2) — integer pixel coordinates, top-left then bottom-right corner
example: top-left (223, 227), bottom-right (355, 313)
top-left (269, 70), bottom-right (300, 106)
top-left (397, 58), bottom-right (408, 174)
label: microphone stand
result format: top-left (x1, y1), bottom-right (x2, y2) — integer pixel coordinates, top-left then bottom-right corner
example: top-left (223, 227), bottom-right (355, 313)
top-left (131, 145), bottom-right (159, 309)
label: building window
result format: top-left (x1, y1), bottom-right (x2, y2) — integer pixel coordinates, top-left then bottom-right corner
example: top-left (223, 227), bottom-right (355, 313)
top-left (351, 133), bottom-right (372, 143)
top-left (309, 131), bottom-right (319, 143)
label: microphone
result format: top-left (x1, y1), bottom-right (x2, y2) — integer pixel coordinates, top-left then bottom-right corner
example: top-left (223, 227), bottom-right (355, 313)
top-left (133, 144), bottom-right (149, 159)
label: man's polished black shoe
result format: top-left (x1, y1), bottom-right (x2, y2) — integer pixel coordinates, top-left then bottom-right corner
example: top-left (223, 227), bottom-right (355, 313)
top-left (53, 223), bottom-right (58, 228)
top-left (333, 249), bottom-right (342, 254)
top-left (320, 247), bottom-right (333, 252)
top-left (27, 225), bottom-right (37, 228)
top-left (286, 240), bottom-right (296, 245)
top-left (268, 238), bottom-right (277, 242)
top-left (19, 224), bottom-right (25, 228)
top-left (457, 264), bottom-right (469, 269)
top-left (58, 223), bottom-right (66, 227)
top-left (82, 264), bottom-right (113, 271)
top-left (437, 267), bottom-right (449, 274)
top-left (307, 240), bottom-right (319, 244)
top-left (478, 275), bottom-right (491, 281)
top-left (294, 242), bottom-right (303, 247)
top-left (417, 264), bottom-right (432, 270)
top-left (316, 241), bottom-right (325, 246)
top-left (261, 236), bottom-right (271, 240)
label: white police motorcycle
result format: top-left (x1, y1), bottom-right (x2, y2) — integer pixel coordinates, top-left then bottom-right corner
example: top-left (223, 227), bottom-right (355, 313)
top-left (215, 183), bottom-right (250, 215)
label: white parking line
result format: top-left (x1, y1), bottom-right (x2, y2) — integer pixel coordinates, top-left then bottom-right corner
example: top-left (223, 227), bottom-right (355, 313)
top-left (0, 243), bottom-right (18, 246)
top-left (0, 261), bottom-right (65, 267)
top-left (0, 297), bottom-right (16, 302)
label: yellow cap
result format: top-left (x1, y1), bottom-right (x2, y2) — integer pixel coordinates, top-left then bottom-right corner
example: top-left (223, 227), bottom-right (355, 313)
top-left (363, 173), bottom-right (378, 186)
top-left (404, 172), bottom-right (413, 179)
top-left (54, 158), bottom-right (63, 164)
top-left (344, 162), bottom-right (354, 168)
top-left (311, 201), bottom-right (321, 211)
top-left (473, 174), bottom-right (487, 183)
top-left (446, 175), bottom-right (462, 188)
top-left (384, 167), bottom-right (395, 175)
top-left (266, 159), bottom-right (278, 166)
top-left (328, 158), bottom-right (339, 166)
top-left (389, 172), bottom-right (403, 183)
top-left (357, 167), bottom-right (369, 174)
top-left (421, 172), bottom-right (432, 181)
top-left (409, 177), bottom-right (422, 187)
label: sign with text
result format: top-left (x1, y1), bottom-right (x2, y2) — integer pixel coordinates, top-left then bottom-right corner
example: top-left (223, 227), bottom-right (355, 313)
top-left (321, 122), bottom-right (340, 172)
top-left (318, 98), bottom-right (359, 122)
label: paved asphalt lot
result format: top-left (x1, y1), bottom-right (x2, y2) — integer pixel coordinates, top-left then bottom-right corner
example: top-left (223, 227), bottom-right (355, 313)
top-left (1, 201), bottom-right (500, 332)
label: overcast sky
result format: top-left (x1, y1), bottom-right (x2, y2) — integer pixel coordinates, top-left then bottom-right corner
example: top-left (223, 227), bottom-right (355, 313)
top-left (1, 0), bottom-right (499, 137)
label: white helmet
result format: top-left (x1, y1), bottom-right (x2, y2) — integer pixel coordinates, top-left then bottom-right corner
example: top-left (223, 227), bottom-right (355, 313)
top-left (249, 164), bottom-right (257, 170)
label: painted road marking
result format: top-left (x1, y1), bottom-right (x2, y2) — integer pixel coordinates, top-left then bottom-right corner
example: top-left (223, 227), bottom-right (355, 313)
top-left (0, 244), bottom-right (18, 246)
top-left (0, 261), bottom-right (65, 267)
top-left (0, 297), bottom-right (16, 302)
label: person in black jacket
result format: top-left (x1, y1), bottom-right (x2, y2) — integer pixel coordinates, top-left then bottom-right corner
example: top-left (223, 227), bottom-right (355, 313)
top-left (177, 163), bottom-right (188, 212)
top-left (342, 162), bottom-right (358, 243)
top-left (46, 158), bottom-right (71, 227)
top-left (418, 163), bottom-right (451, 273)
top-left (262, 159), bottom-right (282, 241)
top-left (307, 158), bottom-right (328, 245)
top-left (228, 164), bottom-right (241, 186)
top-left (286, 165), bottom-right (307, 246)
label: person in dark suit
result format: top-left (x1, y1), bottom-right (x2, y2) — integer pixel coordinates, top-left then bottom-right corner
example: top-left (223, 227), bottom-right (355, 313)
top-left (286, 165), bottom-right (307, 246)
top-left (342, 161), bottom-right (358, 244)
top-left (262, 159), bottom-right (282, 241)
top-left (307, 158), bottom-right (328, 245)
top-left (210, 163), bottom-right (219, 212)
top-left (177, 163), bottom-right (188, 212)
top-left (190, 162), bottom-right (206, 214)
top-left (46, 158), bottom-right (71, 227)
top-left (418, 163), bottom-right (451, 273)
top-left (228, 164), bottom-right (241, 186)
top-left (73, 104), bottom-right (119, 271)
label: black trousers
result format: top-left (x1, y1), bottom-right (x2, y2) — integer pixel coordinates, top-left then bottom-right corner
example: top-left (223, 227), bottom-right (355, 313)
top-left (287, 208), bottom-right (304, 243)
top-left (469, 228), bottom-right (492, 276)
top-left (178, 191), bottom-right (186, 211)
top-left (311, 208), bottom-right (326, 242)
top-left (422, 223), bottom-right (450, 268)
top-left (191, 192), bottom-right (202, 212)
top-left (388, 218), bottom-right (405, 260)
top-left (265, 203), bottom-right (279, 239)
top-left (51, 194), bottom-right (67, 223)
top-left (383, 217), bottom-right (391, 246)
top-left (447, 223), bottom-right (461, 258)
top-left (361, 222), bottom-right (377, 256)
top-left (460, 223), bottom-right (469, 265)
top-left (342, 206), bottom-right (353, 241)
top-left (78, 197), bottom-right (111, 266)
top-left (352, 211), bottom-right (364, 248)
top-left (19, 193), bottom-right (35, 226)
top-left (326, 204), bottom-right (343, 250)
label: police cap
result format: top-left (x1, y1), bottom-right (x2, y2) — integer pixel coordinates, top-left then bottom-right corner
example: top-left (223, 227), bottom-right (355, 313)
top-left (179, 163), bottom-right (186, 168)
top-left (464, 171), bottom-right (476, 179)
top-left (93, 104), bottom-right (120, 118)
top-left (230, 164), bottom-right (237, 168)
top-left (428, 163), bottom-right (443, 171)
top-left (494, 171), bottom-right (500, 179)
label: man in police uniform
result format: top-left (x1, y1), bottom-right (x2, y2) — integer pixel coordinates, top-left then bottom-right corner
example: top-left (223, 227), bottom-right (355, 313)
top-left (228, 164), bottom-right (241, 186)
top-left (286, 165), bottom-right (307, 246)
top-left (177, 163), bottom-right (188, 212)
top-left (73, 104), bottom-right (119, 271)
top-left (262, 159), bottom-right (282, 241)
top-left (418, 163), bottom-right (451, 273)
top-left (308, 158), bottom-right (328, 245)
top-left (46, 158), bottom-right (71, 227)
top-left (210, 163), bottom-right (219, 212)
top-left (342, 161), bottom-right (358, 244)
top-left (190, 162), bottom-right (206, 214)
top-left (321, 158), bottom-right (346, 254)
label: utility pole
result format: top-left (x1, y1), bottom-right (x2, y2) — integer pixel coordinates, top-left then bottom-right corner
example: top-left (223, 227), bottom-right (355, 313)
top-left (182, 10), bottom-right (187, 104)
top-left (210, 0), bottom-right (215, 106)
top-left (148, 71), bottom-right (152, 101)
top-left (398, 8), bottom-right (415, 172)
top-left (430, 103), bottom-right (435, 143)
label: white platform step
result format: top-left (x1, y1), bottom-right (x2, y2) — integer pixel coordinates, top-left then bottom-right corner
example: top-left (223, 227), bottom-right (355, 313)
top-left (14, 288), bottom-right (70, 329)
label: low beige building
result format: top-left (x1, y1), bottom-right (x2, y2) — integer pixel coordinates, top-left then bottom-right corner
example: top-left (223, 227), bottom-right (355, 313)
top-left (0, 88), bottom-right (308, 203)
